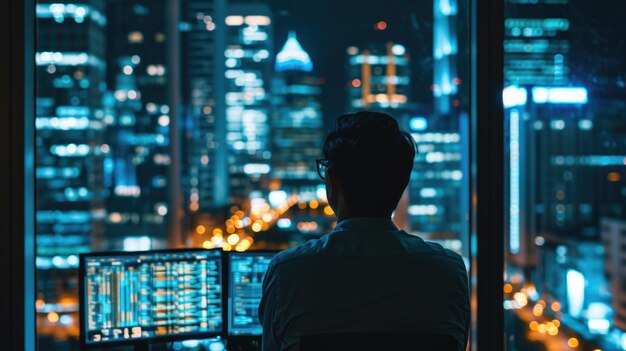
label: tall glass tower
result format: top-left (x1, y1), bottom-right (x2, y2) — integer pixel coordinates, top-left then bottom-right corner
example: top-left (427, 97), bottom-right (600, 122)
top-left (223, 4), bottom-right (274, 203)
top-left (180, 0), bottom-right (227, 208)
top-left (35, 0), bottom-right (107, 344)
top-left (433, 0), bottom-right (459, 115)
top-left (345, 42), bottom-right (411, 112)
top-left (104, 0), bottom-right (173, 249)
top-left (270, 32), bottom-right (324, 193)
top-left (180, 0), bottom-right (228, 235)
top-left (504, 0), bottom-right (570, 86)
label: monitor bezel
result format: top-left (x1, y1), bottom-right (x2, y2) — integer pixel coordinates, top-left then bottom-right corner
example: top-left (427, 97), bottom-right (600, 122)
top-left (79, 248), bottom-right (225, 349)
top-left (225, 250), bottom-right (280, 337)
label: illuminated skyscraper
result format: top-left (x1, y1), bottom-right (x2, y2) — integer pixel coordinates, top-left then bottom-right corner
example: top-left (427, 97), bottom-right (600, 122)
top-left (505, 88), bottom-right (626, 242)
top-left (433, 0), bottom-right (461, 115)
top-left (423, 0), bottom-right (469, 254)
top-left (502, 0), bottom-right (570, 269)
top-left (345, 42), bottom-right (411, 112)
top-left (504, 88), bottom-right (626, 344)
top-left (223, 4), bottom-right (273, 202)
top-left (36, 0), bottom-right (108, 257)
top-left (503, 86), bottom-right (590, 266)
top-left (104, 0), bottom-right (174, 249)
top-left (502, 2), bottom-right (626, 347)
top-left (530, 99), bottom-right (623, 236)
top-left (270, 32), bottom-right (324, 191)
top-left (404, 118), bottom-right (467, 252)
top-left (504, 0), bottom-right (570, 86)
top-left (35, 0), bottom-right (108, 343)
top-left (180, 0), bottom-right (228, 223)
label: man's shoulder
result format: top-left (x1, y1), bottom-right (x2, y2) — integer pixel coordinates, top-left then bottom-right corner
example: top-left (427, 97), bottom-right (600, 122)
top-left (422, 237), bottom-right (465, 262)
top-left (271, 236), bottom-right (328, 267)
top-left (397, 231), bottom-right (466, 265)
top-left (269, 230), bottom-right (466, 270)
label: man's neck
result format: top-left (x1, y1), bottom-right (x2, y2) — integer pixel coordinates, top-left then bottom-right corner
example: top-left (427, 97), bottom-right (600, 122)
top-left (336, 214), bottom-right (391, 223)
top-left (334, 198), bottom-right (391, 222)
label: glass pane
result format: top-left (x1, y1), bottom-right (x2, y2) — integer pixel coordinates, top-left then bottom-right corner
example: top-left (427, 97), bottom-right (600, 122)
top-left (35, 0), bottom-right (470, 349)
top-left (504, 1), bottom-right (626, 350)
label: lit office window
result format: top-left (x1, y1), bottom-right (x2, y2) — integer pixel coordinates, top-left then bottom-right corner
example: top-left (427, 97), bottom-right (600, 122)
top-left (504, 1), bottom-right (626, 350)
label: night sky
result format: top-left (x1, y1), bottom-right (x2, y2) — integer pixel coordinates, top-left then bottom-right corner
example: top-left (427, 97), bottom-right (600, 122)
top-left (235, 0), bottom-right (438, 128)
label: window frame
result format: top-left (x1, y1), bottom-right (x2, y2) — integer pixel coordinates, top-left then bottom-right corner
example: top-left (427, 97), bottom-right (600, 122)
top-left (0, 0), bottom-right (505, 349)
top-left (470, 0), bottom-right (505, 349)
top-left (0, 0), bottom-right (36, 350)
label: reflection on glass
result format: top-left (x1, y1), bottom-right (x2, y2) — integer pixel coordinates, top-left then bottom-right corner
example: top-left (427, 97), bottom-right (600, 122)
top-left (504, 1), bottom-right (626, 350)
top-left (35, 0), bottom-right (470, 349)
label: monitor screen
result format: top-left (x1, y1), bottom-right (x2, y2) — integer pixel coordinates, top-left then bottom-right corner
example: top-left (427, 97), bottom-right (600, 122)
top-left (228, 252), bottom-right (276, 335)
top-left (80, 249), bottom-right (223, 346)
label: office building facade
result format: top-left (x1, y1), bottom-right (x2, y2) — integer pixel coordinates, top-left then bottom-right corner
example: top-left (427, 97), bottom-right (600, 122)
top-left (223, 4), bottom-right (274, 202)
top-left (104, 0), bottom-right (174, 249)
top-left (345, 42), bottom-right (411, 112)
top-left (180, 0), bottom-right (228, 221)
top-left (35, 0), bottom-right (108, 343)
top-left (270, 32), bottom-right (324, 191)
top-left (504, 0), bottom-right (570, 86)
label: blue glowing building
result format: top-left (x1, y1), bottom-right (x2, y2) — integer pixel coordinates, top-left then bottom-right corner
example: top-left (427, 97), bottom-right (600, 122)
top-left (412, 0), bottom-right (470, 256)
top-left (270, 32), bottom-right (324, 191)
top-left (502, 0), bottom-right (571, 269)
top-left (504, 86), bottom-right (626, 344)
top-left (504, 86), bottom-right (626, 251)
top-left (103, 0), bottom-right (175, 249)
top-left (223, 4), bottom-right (274, 202)
top-left (504, 0), bottom-right (570, 86)
top-left (36, 0), bottom-right (107, 262)
top-left (275, 32), bottom-right (313, 73)
top-left (433, 0), bottom-right (461, 115)
top-left (503, 3), bottom-right (626, 347)
top-left (403, 116), bottom-right (468, 255)
top-left (180, 0), bottom-right (229, 226)
top-left (35, 0), bottom-right (108, 343)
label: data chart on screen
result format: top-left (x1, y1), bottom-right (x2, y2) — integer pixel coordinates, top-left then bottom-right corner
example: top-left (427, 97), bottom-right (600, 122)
top-left (228, 252), bottom-right (275, 335)
top-left (81, 250), bottom-right (222, 345)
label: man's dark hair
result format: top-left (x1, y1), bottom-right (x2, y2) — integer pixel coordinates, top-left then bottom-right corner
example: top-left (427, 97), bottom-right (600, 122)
top-left (323, 111), bottom-right (416, 216)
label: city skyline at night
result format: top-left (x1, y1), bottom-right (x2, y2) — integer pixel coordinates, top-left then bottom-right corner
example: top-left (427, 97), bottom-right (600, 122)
top-left (33, 3), bottom-right (460, 348)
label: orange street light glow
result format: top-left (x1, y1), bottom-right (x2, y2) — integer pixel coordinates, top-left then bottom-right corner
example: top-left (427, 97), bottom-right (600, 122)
top-left (568, 338), bottom-right (579, 348)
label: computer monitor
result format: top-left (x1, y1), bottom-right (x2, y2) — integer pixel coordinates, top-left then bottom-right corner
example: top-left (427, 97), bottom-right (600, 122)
top-left (227, 251), bottom-right (276, 336)
top-left (79, 249), bottom-right (223, 349)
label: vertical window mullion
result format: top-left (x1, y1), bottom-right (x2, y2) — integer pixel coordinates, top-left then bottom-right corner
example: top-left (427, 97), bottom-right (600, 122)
top-left (471, 0), bottom-right (505, 349)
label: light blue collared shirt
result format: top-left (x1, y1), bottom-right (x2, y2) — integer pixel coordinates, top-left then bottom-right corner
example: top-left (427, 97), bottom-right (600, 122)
top-left (259, 218), bottom-right (470, 351)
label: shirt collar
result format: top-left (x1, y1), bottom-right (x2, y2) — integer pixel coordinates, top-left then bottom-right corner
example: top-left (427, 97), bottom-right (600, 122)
top-left (335, 217), bottom-right (399, 231)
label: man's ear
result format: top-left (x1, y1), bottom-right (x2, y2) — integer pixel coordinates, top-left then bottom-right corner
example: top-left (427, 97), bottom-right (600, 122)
top-left (327, 168), bottom-right (341, 194)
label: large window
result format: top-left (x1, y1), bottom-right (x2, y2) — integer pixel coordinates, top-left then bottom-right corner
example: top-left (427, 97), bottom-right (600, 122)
top-left (503, 1), bottom-right (626, 350)
top-left (34, 0), bottom-right (471, 349)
